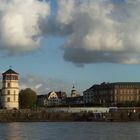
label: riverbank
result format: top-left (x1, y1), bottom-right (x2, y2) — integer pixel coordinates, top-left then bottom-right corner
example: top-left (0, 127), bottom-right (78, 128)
top-left (0, 107), bottom-right (140, 122)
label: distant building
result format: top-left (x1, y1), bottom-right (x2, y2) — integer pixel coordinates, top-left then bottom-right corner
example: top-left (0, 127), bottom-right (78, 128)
top-left (83, 89), bottom-right (94, 105)
top-left (65, 86), bottom-right (84, 106)
top-left (47, 91), bottom-right (67, 106)
top-left (66, 96), bottom-right (83, 106)
top-left (71, 85), bottom-right (78, 97)
top-left (47, 86), bottom-right (84, 107)
top-left (1, 69), bottom-right (19, 109)
top-left (37, 95), bottom-right (48, 107)
top-left (83, 82), bottom-right (140, 106)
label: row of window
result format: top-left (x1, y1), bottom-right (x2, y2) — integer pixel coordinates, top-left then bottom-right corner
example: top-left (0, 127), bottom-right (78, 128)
top-left (7, 90), bottom-right (16, 95)
top-left (7, 83), bottom-right (18, 88)
top-left (85, 91), bottom-right (139, 97)
top-left (115, 85), bottom-right (140, 88)
top-left (116, 89), bottom-right (139, 94)
top-left (3, 76), bottom-right (18, 80)
top-left (48, 100), bottom-right (59, 102)
top-left (7, 97), bottom-right (17, 102)
top-left (118, 96), bottom-right (136, 101)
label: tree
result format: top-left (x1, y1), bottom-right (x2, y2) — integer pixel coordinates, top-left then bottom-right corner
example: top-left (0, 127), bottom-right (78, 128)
top-left (19, 88), bottom-right (37, 109)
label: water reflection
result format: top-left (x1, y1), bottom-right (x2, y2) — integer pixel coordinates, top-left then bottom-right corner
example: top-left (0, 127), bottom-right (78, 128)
top-left (3, 123), bottom-right (24, 140)
top-left (0, 123), bottom-right (31, 140)
top-left (0, 122), bottom-right (140, 140)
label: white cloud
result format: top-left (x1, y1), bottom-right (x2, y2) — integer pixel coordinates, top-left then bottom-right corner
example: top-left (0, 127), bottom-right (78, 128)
top-left (35, 84), bottom-right (43, 89)
top-left (0, 0), bottom-right (50, 55)
top-left (1, 0), bottom-right (140, 65)
top-left (57, 0), bottom-right (75, 25)
top-left (56, 0), bottom-right (140, 65)
top-left (20, 74), bottom-right (72, 95)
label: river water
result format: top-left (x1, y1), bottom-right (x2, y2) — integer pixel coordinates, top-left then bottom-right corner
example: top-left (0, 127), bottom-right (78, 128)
top-left (0, 122), bottom-right (140, 140)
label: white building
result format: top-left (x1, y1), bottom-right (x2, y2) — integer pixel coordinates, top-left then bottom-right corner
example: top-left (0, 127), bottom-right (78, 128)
top-left (1, 69), bottom-right (19, 109)
top-left (47, 91), bottom-right (67, 106)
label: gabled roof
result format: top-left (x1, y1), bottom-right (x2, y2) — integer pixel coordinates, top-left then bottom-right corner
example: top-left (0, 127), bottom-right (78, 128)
top-left (2, 69), bottom-right (18, 75)
top-left (47, 91), bottom-right (67, 99)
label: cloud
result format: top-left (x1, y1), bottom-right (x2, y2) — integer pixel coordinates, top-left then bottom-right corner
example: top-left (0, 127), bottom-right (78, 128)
top-left (35, 84), bottom-right (43, 89)
top-left (56, 0), bottom-right (140, 65)
top-left (0, 0), bottom-right (50, 55)
top-left (1, 0), bottom-right (140, 65)
top-left (20, 74), bottom-right (72, 95)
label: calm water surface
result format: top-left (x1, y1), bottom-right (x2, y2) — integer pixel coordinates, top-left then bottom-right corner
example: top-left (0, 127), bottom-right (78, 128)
top-left (0, 122), bottom-right (140, 140)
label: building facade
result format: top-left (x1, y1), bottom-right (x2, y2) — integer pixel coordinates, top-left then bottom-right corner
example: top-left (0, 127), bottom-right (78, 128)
top-left (1, 69), bottom-right (19, 109)
top-left (83, 89), bottom-right (94, 104)
top-left (64, 86), bottom-right (83, 106)
top-left (37, 95), bottom-right (48, 107)
top-left (66, 96), bottom-right (83, 106)
top-left (83, 82), bottom-right (140, 106)
top-left (47, 91), bottom-right (67, 106)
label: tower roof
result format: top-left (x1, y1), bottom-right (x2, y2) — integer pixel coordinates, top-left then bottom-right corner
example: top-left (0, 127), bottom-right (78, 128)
top-left (72, 85), bottom-right (76, 91)
top-left (2, 69), bottom-right (18, 75)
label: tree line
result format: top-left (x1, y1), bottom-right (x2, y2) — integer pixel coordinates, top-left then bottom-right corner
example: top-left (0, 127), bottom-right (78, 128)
top-left (19, 88), bottom-right (37, 109)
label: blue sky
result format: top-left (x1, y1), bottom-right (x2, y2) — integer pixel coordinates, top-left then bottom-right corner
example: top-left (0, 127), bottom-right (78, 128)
top-left (0, 0), bottom-right (140, 95)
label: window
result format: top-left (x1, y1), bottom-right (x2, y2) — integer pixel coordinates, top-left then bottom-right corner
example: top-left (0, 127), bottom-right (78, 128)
top-left (6, 76), bottom-right (10, 80)
top-left (7, 90), bottom-right (10, 95)
top-left (14, 91), bottom-right (16, 101)
top-left (7, 97), bottom-right (10, 102)
top-left (8, 83), bottom-right (10, 88)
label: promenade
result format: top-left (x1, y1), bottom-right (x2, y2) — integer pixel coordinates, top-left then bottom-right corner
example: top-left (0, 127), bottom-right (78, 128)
top-left (0, 107), bottom-right (139, 122)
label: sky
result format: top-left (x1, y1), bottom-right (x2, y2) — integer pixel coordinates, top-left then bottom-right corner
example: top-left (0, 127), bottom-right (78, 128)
top-left (1, 0), bottom-right (140, 95)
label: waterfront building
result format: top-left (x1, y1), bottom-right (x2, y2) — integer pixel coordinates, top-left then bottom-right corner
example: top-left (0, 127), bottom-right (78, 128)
top-left (66, 96), bottom-right (83, 106)
top-left (71, 85), bottom-right (78, 97)
top-left (37, 95), bottom-right (48, 107)
top-left (1, 69), bottom-right (19, 109)
top-left (83, 89), bottom-right (94, 105)
top-left (47, 91), bottom-right (67, 106)
top-left (63, 86), bottom-right (83, 106)
top-left (83, 82), bottom-right (140, 106)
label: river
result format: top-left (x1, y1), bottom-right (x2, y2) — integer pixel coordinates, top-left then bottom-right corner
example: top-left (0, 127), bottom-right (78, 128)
top-left (0, 122), bottom-right (140, 140)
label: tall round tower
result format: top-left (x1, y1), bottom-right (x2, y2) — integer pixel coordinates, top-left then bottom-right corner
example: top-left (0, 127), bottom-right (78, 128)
top-left (1, 68), bottom-right (19, 109)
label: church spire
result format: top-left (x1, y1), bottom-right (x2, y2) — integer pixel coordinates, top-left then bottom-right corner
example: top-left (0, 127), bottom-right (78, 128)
top-left (71, 85), bottom-right (77, 97)
top-left (72, 84), bottom-right (75, 90)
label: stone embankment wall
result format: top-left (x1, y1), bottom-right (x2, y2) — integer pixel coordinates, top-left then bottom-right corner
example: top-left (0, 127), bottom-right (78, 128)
top-left (0, 108), bottom-right (140, 122)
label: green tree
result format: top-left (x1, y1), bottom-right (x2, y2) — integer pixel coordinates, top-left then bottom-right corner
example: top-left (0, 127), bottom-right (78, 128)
top-left (19, 88), bottom-right (37, 109)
